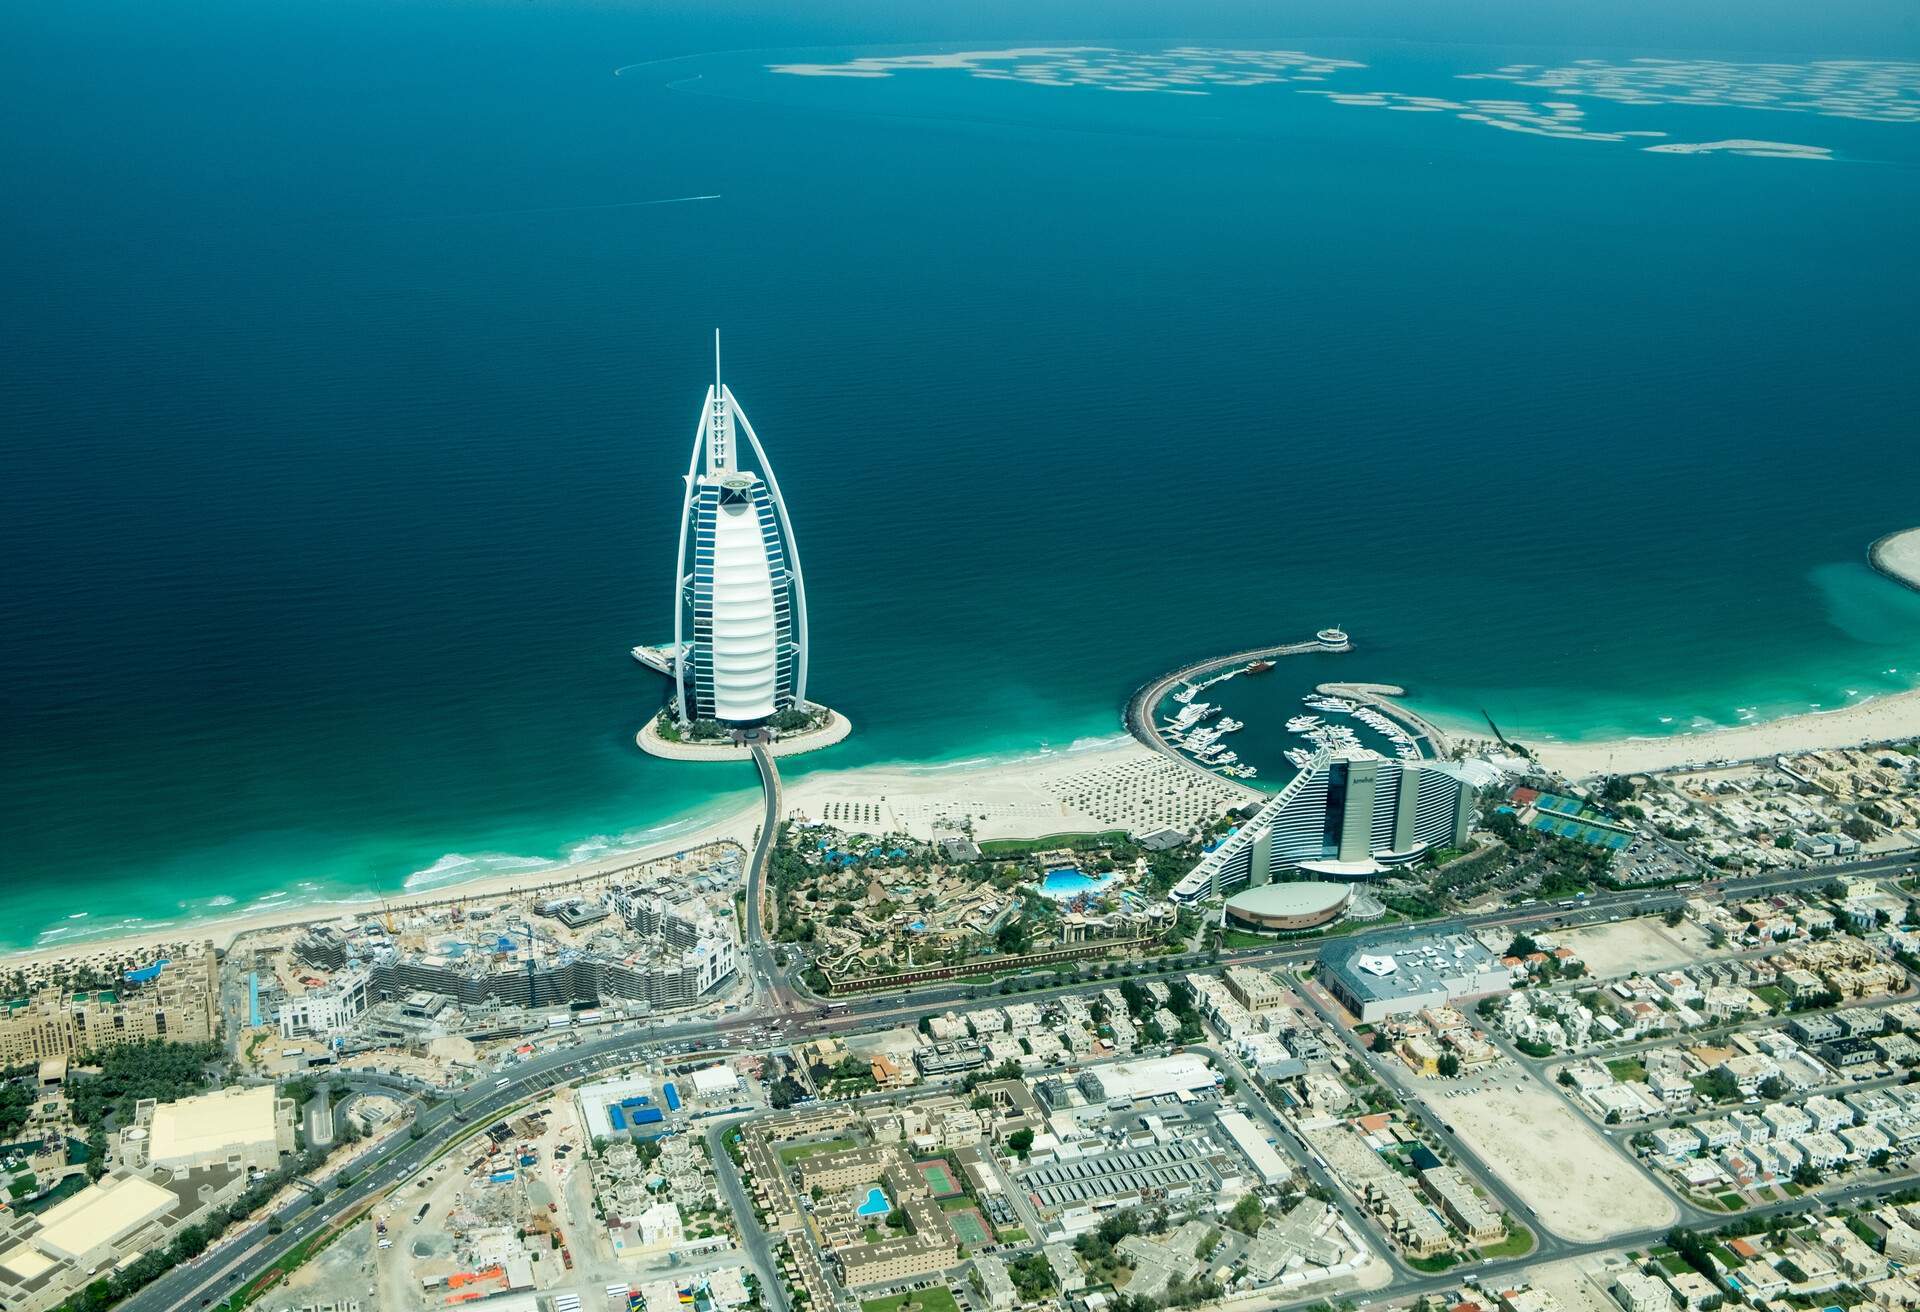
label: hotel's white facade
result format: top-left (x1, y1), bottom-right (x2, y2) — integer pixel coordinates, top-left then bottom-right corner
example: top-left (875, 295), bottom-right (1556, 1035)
top-left (670, 339), bottom-right (809, 725)
top-left (1170, 749), bottom-right (1476, 903)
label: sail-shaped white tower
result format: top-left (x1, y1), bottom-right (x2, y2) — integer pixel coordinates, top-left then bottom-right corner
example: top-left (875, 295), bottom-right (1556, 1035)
top-left (668, 334), bottom-right (809, 725)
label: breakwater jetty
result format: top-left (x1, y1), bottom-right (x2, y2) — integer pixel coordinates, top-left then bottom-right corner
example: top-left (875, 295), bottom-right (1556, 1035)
top-left (1312, 682), bottom-right (1454, 756)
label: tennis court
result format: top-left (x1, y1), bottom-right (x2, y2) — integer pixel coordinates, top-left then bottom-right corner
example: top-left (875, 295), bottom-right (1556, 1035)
top-left (945, 1206), bottom-right (992, 1247)
top-left (914, 1158), bottom-right (962, 1197)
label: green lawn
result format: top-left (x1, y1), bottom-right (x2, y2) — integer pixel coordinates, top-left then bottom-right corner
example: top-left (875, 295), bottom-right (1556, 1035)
top-left (16, 1173), bottom-right (86, 1214)
top-left (999, 1226), bottom-right (1029, 1243)
top-left (1409, 1252), bottom-right (1462, 1273)
top-left (1656, 1251), bottom-right (1691, 1274)
top-left (1715, 1193), bottom-right (1747, 1211)
top-left (1752, 984), bottom-right (1791, 1011)
top-left (1478, 1227), bottom-right (1535, 1259)
top-left (861, 1290), bottom-right (962, 1312)
top-left (1605, 1057), bottom-right (1648, 1084)
top-left (779, 1137), bottom-right (857, 1165)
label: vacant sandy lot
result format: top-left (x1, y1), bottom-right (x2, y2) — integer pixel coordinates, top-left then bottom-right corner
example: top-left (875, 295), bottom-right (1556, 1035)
top-left (1526, 1254), bottom-right (1643, 1312)
top-left (1419, 1066), bottom-right (1676, 1242)
top-left (1557, 917), bottom-right (1726, 980)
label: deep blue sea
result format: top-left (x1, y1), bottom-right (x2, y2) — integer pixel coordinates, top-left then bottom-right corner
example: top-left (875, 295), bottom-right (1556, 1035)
top-left (4, 0), bottom-right (1919, 950)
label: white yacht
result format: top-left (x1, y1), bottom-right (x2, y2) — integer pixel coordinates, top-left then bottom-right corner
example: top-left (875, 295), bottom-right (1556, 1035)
top-left (1304, 695), bottom-right (1356, 713)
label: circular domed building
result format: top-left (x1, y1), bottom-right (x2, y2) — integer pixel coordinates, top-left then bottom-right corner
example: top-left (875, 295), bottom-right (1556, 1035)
top-left (1223, 881), bottom-right (1352, 933)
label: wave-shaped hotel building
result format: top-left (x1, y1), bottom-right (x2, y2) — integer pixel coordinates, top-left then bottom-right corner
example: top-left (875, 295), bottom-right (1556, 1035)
top-left (657, 337), bottom-right (810, 727)
top-left (1171, 749), bottom-right (1476, 904)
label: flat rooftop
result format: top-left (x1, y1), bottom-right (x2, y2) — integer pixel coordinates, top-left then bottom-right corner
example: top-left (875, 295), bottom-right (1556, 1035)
top-left (149, 1085), bottom-right (282, 1164)
top-left (31, 1174), bottom-right (176, 1262)
top-left (1319, 930), bottom-right (1500, 1004)
top-left (1015, 1139), bottom-right (1214, 1210)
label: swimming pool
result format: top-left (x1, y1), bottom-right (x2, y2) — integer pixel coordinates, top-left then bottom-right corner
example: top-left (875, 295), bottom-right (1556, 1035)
top-left (856, 1186), bottom-right (890, 1217)
top-left (1038, 868), bottom-right (1114, 899)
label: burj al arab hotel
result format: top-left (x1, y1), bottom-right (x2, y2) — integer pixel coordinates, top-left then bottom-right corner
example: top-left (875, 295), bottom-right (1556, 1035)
top-left (647, 335), bottom-right (809, 728)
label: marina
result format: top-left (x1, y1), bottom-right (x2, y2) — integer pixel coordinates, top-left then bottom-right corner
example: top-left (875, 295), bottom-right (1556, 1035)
top-left (1124, 630), bottom-right (1360, 793)
top-left (1135, 635), bottom-right (1453, 791)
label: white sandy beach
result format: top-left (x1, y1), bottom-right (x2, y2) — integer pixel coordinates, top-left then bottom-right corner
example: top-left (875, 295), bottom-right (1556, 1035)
top-left (780, 735), bottom-right (1247, 842)
top-left (1517, 687), bottom-right (1920, 778)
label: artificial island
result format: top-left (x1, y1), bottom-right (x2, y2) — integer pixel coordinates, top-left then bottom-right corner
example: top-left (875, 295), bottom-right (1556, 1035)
top-left (13, 376), bottom-right (1920, 1312)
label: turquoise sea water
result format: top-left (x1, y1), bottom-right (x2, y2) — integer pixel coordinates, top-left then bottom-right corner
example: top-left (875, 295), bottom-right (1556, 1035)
top-left (3, 0), bottom-right (1919, 950)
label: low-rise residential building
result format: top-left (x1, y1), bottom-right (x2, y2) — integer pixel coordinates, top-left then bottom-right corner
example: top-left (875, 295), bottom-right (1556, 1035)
top-left (1224, 966), bottom-right (1289, 1015)
top-left (1664, 1270), bottom-right (1719, 1312)
top-left (970, 1255), bottom-right (1018, 1311)
top-left (1419, 1166), bottom-right (1502, 1242)
top-left (1614, 1269), bottom-right (1676, 1312)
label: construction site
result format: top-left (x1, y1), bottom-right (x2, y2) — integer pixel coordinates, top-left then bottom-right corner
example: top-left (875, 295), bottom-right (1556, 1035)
top-left (218, 845), bottom-right (747, 1081)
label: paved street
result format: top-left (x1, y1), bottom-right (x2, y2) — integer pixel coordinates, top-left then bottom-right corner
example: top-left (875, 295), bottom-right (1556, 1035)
top-left (118, 805), bottom-right (1920, 1312)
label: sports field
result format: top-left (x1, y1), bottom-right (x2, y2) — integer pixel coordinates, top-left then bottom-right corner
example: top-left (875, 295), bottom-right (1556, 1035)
top-left (945, 1207), bottom-right (992, 1247)
top-left (861, 1291), bottom-right (960, 1312)
top-left (914, 1159), bottom-right (961, 1197)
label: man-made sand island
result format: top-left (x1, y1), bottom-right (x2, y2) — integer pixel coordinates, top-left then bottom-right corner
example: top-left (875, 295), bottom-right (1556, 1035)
top-left (1643, 138), bottom-right (1832, 159)
top-left (1871, 526), bottom-right (1920, 593)
top-left (637, 702), bottom-right (852, 761)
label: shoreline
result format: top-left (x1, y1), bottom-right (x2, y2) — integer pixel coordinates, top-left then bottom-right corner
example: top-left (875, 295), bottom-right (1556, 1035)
top-left (0, 800), bottom-right (768, 972)
top-left (0, 731), bottom-right (1165, 969)
top-left (14, 671), bottom-right (1920, 968)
